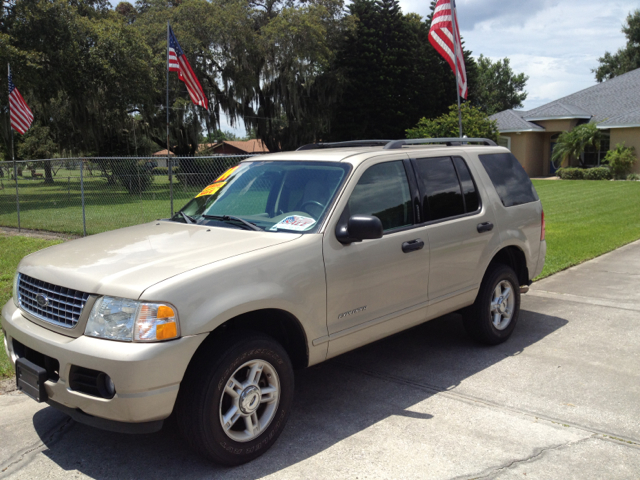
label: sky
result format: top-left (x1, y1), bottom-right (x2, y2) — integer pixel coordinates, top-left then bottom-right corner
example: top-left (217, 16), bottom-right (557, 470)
top-left (399, 0), bottom-right (637, 111)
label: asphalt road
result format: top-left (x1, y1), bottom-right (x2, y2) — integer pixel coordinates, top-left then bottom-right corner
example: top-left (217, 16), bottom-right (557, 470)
top-left (1, 241), bottom-right (639, 479)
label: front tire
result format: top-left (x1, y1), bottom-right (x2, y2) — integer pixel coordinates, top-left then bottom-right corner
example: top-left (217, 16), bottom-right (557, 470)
top-left (463, 264), bottom-right (521, 345)
top-left (176, 332), bottom-right (294, 466)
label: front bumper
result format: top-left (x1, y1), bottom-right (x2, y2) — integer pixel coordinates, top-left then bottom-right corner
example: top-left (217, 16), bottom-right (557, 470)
top-left (2, 300), bottom-right (207, 428)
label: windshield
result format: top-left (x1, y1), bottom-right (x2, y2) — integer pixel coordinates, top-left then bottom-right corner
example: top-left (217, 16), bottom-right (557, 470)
top-left (176, 161), bottom-right (350, 233)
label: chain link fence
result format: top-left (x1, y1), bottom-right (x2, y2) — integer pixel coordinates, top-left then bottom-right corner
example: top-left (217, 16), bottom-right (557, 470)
top-left (0, 155), bottom-right (259, 235)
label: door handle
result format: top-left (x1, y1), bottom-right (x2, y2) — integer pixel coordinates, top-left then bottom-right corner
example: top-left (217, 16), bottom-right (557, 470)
top-left (402, 238), bottom-right (424, 253)
top-left (477, 222), bottom-right (494, 233)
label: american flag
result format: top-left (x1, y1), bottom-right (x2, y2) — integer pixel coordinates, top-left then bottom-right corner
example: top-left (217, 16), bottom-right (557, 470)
top-left (8, 66), bottom-right (34, 135)
top-left (168, 26), bottom-right (209, 109)
top-left (429, 0), bottom-right (468, 99)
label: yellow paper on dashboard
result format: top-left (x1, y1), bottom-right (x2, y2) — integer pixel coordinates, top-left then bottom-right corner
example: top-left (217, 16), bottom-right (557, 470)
top-left (216, 166), bottom-right (240, 182)
top-left (195, 181), bottom-right (226, 198)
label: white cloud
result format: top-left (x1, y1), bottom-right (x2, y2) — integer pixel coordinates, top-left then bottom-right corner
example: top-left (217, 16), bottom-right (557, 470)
top-left (398, 0), bottom-right (638, 110)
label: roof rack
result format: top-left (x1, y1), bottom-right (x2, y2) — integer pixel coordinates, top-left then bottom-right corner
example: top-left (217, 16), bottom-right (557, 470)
top-left (296, 137), bottom-right (497, 151)
top-left (296, 140), bottom-right (393, 151)
top-left (383, 138), bottom-right (497, 149)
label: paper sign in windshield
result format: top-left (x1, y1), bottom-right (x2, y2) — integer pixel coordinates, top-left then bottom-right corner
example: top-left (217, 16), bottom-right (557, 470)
top-left (270, 215), bottom-right (316, 231)
top-left (216, 166), bottom-right (239, 182)
top-left (196, 181), bottom-right (226, 198)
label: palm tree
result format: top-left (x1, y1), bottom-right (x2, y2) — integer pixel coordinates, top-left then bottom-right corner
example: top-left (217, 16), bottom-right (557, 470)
top-left (552, 123), bottom-right (602, 168)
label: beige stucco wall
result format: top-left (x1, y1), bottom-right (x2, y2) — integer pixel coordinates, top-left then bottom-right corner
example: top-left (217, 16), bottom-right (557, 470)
top-left (500, 119), bottom-right (587, 177)
top-left (610, 127), bottom-right (640, 174)
top-left (499, 132), bottom-right (546, 177)
top-left (534, 119), bottom-right (580, 133)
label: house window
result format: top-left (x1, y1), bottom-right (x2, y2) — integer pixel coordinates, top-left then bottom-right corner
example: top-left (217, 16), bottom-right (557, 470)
top-left (582, 130), bottom-right (610, 167)
top-left (498, 136), bottom-right (511, 150)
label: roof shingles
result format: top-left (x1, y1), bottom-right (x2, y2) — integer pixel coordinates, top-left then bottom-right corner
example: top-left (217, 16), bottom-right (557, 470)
top-left (492, 67), bottom-right (640, 132)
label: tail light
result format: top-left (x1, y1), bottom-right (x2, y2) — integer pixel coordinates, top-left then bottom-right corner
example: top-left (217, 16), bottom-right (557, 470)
top-left (541, 211), bottom-right (546, 241)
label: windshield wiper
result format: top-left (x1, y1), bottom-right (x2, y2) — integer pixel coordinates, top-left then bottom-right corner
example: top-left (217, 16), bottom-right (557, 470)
top-left (173, 211), bottom-right (196, 224)
top-left (202, 215), bottom-right (262, 231)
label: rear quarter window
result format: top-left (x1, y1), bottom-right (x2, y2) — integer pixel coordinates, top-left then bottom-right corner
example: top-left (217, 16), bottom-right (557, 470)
top-left (478, 153), bottom-right (539, 207)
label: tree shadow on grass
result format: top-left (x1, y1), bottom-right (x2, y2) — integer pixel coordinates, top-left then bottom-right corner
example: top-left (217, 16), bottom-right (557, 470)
top-left (31, 309), bottom-right (567, 479)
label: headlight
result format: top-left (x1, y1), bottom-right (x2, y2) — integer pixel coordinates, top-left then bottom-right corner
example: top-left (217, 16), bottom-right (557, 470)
top-left (12, 272), bottom-right (20, 308)
top-left (85, 296), bottom-right (179, 342)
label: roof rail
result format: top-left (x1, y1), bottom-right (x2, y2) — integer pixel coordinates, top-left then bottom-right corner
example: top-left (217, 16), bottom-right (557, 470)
top-left (296, 140), bottom-right (393, 151)
top-left (383, 138), bottom-right (497, 149)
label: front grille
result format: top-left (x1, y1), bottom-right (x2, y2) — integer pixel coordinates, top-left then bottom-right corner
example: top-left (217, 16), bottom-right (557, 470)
top-left (17, 273), bottom-right (90, 329)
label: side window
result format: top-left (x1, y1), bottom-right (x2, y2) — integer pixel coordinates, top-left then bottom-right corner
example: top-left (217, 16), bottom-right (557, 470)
top-left (478, 152), bottom-right (539, 207)
top-left (452, 156), bottom-right (480, 213)
top-left (414, 156), bottom-right (465, 221)
top-left (347, 161), bottom-right (413, 231)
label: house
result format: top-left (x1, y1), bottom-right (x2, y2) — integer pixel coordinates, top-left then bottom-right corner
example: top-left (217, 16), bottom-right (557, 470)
top-left (200, 139), bottom-right (269, 155)
top-left (152, 140), bottom-right (269, 166)
top-left (491, 67), bottom-right (640, 177)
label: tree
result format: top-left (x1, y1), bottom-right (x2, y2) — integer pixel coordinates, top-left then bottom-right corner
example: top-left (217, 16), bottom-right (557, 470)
top-left (327, 0), bottom-right (478, 142)
top-left (593, 9), bottom-right (640, 82)
top-left (201, 130), bottom-right (243, 142)
top-left (551, 123), bottom-right (602, 168)
top-left (405, 103), bottom-right (499, 142)
top-left (474, 55), bottom-right (528, 115)
top-left (17, 125), bottom-right (57, 183)
top-left (1, 0), bottom-right (155, 157)
top-left (132, 0), bottom-right (348, 154)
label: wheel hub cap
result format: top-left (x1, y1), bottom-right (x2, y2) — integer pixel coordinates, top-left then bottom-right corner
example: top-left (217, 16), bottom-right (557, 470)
top-left (490, 280), bottom-right (515, 331)
top-left (498, 298), bottom-right (506, 313)
top-left (239, 385), bottom-right (261, 414)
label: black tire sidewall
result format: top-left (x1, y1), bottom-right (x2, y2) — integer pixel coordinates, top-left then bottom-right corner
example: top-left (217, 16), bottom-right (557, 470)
top-left (468, 264), bottom-right (521, 345)
top-left (181, 335), bottom-right (294, 466)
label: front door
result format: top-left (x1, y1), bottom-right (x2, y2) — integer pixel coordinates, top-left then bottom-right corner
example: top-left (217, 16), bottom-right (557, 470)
top-left (323, 157), bottom-right (430, 346)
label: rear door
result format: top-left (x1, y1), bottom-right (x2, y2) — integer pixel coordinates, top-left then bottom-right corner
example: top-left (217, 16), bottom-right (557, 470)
top-left (411, 154), bottom-right (501, 304)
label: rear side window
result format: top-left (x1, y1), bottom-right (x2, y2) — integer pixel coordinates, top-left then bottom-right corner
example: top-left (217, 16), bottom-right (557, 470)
top-left (414, 157), bottom-right (464, 221)
top-left (414, 156), bottom-right (480, 221)
top-left (478, 153), bottom-right (539, 207)
top-left (453, 157), bottom-right (480, 213)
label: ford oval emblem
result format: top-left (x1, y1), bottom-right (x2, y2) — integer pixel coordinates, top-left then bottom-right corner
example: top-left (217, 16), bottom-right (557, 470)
top-left (35, 293), bottom-right (50, 308)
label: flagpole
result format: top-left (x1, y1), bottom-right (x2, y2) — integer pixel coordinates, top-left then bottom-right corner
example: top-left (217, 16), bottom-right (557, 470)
top-left (167, 21), bottom-right (174, 217)
top-left (8, 64), bottom-right (21, 232)
top-left (451, 0), bottom-right (463, 138)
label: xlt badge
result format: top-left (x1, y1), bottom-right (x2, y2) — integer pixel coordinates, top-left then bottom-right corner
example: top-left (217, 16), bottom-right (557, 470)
top-left (338, 306), bottom-right (367, 319)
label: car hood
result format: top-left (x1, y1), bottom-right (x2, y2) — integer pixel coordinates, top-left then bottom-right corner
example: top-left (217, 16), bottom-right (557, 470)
top-left (18, 221), bottom-right (300, 299)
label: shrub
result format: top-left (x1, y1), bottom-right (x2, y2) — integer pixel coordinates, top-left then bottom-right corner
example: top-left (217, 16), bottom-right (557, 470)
top-left (627, 173), bottom-right (640, 181)
top-left (603, 143), bottom-right (637, 179)
top-left (583, 167), bottom-right (612, 180)
top-left (112, 161), bottom-right (154, 194)
top-left (406, 103), bottom-right (499, 143)
top-left (152, 167), bottom-right (169, 175)
top-left (557, 167), bottom-right (584, 180)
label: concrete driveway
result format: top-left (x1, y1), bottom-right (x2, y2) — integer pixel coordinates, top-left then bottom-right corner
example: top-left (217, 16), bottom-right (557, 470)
top-left (1, 241), bottom-right (639, 479)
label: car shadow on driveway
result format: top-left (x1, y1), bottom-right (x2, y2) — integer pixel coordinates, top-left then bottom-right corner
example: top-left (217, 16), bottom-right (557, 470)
top-left (32, 309), bottom-right (568, 479)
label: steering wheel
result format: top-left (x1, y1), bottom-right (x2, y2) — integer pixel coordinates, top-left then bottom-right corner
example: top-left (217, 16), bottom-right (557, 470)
top-left (299, 200), bottom-right (325, 217)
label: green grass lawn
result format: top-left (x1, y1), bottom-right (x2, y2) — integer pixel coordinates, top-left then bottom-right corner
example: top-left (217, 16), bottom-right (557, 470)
top-left (533, 179), bottom-right (640, 279)
top-left (1, 179), bottom-right (640, 378)
top-left (0, 169), bottom-right (215, 235)
top-left (0, 235), bottom-right (63, 379)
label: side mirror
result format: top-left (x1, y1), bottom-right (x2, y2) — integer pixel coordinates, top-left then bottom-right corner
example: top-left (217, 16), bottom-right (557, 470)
top-left (336, 215), bottom-right (383, 244)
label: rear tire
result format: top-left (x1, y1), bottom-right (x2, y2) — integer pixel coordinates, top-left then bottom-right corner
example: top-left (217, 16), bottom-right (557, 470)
top-left (176, 332), bottom-right (294, 466)
top-left (463, 264), bottom-right (521, 345)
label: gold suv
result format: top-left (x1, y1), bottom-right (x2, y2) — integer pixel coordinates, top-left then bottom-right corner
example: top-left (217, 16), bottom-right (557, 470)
top-left (2, 138), bottom-right (546, 465)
